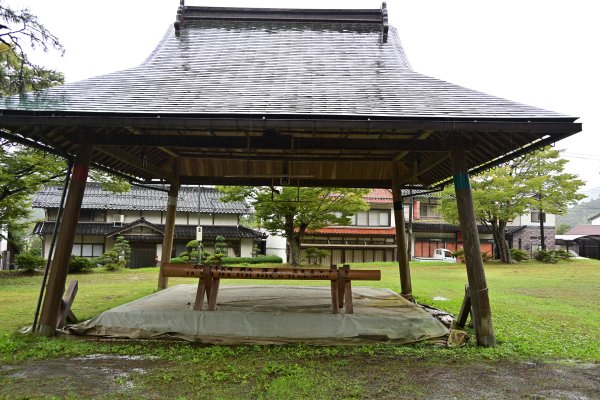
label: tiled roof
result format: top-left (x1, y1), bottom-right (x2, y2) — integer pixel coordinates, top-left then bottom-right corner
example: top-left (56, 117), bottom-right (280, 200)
top-left (34, 221), bottom-right (263, 240)
top-left (310, 227), bottom-right (397, 236)
top-left (32, 183), bottom-right (248, 214)
top-left (565, 225), bottom-right (600, 236)
top-left (308, 223), bottom-right (526, 236)
top-left (364, 189), bottom-right (393, 204)
top-left (0, 7), bottom-right (568, 119)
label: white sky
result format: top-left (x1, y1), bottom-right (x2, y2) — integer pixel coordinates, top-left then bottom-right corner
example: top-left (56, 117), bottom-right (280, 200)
top-left (8, 0), bottom-right (600, 198)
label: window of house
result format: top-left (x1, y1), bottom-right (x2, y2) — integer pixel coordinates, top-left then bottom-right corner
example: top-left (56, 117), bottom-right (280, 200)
top-left (72, 243), bottom-right (104, 258)
top-left (419, 202), bottom-right (440, 219)
top-left (78, 210), bottom-right (107, 222)
top-left (350, 210), bottom-right (391, 227)
top-left (531, 211), bottom-right (546, 223)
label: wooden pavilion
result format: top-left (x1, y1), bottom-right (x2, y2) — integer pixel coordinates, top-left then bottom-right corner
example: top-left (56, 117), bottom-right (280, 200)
top-left (0, 3), bottom-right (580, 346)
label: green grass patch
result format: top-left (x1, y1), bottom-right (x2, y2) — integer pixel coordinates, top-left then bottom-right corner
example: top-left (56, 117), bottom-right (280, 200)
top-left (1, 259), bottom-right (599, 365)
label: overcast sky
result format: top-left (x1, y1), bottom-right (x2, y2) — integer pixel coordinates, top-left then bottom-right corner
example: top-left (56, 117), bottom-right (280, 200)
top-left (9, 0), bottom-right (600, 198)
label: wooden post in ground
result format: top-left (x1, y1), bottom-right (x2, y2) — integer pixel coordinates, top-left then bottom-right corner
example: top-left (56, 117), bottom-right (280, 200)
top-left (391, 166), bottom-right (413, 301)
top-left (158, 178), bottom-right (180, 290)
top-left (450, 145), bottom-right (496, 347)
top-left (37, 144), bottom-right (92, 336)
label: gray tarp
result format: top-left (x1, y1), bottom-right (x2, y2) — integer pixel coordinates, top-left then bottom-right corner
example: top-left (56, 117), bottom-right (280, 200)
top-left (68, 285), bottom-right (449, 345)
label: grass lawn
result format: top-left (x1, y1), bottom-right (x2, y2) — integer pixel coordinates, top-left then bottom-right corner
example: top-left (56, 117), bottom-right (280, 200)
top-left (0, 259), bottom-right (598, 398)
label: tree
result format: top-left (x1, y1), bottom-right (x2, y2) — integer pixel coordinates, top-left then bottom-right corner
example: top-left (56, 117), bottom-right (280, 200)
top-left (439, 148), bottom-right (585, 263)
top-left (556, 223), bottom-right (572, 235)
top-left (0, 4), bottom-right (65, 95)
top-left (0, 4), bottom-right (131, 241)
top-left (218, 186), bottom-right (369, 267)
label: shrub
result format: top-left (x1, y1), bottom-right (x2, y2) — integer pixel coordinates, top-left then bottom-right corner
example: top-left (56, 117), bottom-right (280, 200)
top-left (553, 249), bottom-right (573, 260)
top-left (452, 249), bottom-right (465, 262)
top-left (14, 253), bottom-right (45, 273)
top-left (167, 255), bottom-right (283, 265)
top-left (221, 255), bottom-right (283, 265)
top-left (481, 251), bottom-right (492, 262)
top-left (304, 248), bottom-right (329, 265)
top-left (68, 256), bottom-right (94, 273)
top-left (510, 248), bottom-right (529, 262)
top-left (534, 249), bottom-right (556, 264)
top-left (178, 251), bottom-right (190, 258)
top-left (96, 250), bottom-right (125, 271)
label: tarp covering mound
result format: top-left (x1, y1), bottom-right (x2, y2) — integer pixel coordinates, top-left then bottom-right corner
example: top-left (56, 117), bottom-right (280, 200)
top-left (68, 285), bottom-right (449, 345)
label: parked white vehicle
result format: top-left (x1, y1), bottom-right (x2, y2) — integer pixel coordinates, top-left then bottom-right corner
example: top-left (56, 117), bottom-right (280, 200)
top-left (413, 248), bottom-right (456, 263)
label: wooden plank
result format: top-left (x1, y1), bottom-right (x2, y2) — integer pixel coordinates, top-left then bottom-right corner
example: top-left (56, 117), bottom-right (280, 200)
top-left (95, 146), bottom-right (171, 180)
top-left (330, 265), bottom-right (338, 314)
top-left (207, 278), bottom-right (220, 311)
top-left (450, 145), bottom-right (496, 347)
top-left (456, 285), bottom-right (471, 328)
top-left (161, 264), bottom-right (381, 281)
top-left (343, 266), bottom-right (353, 314)
top-left (56, 280), bottom-right (78, 328)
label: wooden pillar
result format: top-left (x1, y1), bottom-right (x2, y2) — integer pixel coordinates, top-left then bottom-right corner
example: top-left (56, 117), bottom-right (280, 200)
top-left (158, 179), bottom-right (180, 290)
top-left (450, 145), bottom-right (496, 347)
top-left (391, 166), bottom-right (413, 301)
top-left (38, 144), bottom-right (92, 336)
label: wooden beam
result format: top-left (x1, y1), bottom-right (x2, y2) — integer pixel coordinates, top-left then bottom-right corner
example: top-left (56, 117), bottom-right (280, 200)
top-left (68, 134), bottom-right (452, 152)
top-left (95, 146), bottom-right (171, 180)
top-left (157, 173), bottom-right (180, 290)
top-left (38, 144), bottom-right (92, 336)
top-left (396, 153), bottom-right (449, 185)
top-left (450, 145), bottom-right (496, 347)
top-left (392, 164), bottom-right (413, 301)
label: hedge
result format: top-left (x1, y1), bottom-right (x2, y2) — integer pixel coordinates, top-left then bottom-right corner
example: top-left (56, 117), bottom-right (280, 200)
top-left (168, 255), bottom-right (283, 265)
top-left (222, 255), bottom-right (283, 265)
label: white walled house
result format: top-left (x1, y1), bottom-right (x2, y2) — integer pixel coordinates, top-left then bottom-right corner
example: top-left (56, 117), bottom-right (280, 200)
top-left (33, 184), bottom-right (265, 268)
top-left (299, 189), bottom-right (556, 265)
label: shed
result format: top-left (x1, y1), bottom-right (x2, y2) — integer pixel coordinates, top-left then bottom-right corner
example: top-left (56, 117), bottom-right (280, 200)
top-left (0, 3), bottom-right (581, 345)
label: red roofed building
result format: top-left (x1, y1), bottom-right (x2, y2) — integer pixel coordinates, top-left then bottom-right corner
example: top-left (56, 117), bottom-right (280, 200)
top-left (300, 189), bottom-right (553, 265)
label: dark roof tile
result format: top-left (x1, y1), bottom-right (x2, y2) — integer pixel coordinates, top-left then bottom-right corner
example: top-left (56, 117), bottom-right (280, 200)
top-left (33, 183), bottom-right (248, 213)
top-left (0, 8), bottom-right (567, 120)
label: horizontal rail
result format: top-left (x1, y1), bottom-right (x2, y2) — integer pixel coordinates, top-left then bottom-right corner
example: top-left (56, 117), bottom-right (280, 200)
top-left (162, 264), bottom-right (381, 281)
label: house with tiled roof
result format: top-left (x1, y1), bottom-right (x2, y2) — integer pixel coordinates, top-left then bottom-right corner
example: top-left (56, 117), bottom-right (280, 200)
top-left (300, 189), bottom-right (554, 265)
top-left (33, 183), bottom-right (265, 268)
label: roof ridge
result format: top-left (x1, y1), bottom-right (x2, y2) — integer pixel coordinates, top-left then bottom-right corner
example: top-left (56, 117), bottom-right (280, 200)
top-left (174, 2), bottom-right (389, 40)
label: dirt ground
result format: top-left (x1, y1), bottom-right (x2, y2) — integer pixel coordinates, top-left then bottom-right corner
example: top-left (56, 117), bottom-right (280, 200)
top-left (1, 354), bottom-right (598, 399)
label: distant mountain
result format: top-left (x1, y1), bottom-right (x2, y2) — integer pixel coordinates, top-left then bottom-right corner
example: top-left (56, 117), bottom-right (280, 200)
top-left (556, 197), bottom-right (600, 229)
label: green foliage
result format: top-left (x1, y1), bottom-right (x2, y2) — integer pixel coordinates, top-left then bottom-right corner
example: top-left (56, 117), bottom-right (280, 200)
top-left (510, 248), bottom-right (529, 262)
top-left (451, 248), bottom-right (491, 263)
top-left (112, 236), bottom-right (131, 264)
top-left (555, 223), bottom-right (572, 235)
top-left (96, 237), bottom-right (130, 271)
top-left (221, 255), bottom-right (283, 265)
top-left (205, 253), bottom-right (224, 265)
top-left (14, 253), bottom-right (44, 272)
top-left (480, 251), bottom-right (492, 262)
top-left (440, 147), bottom-right (585, 263)
top-left (0, 4), bottom-right (64, 95)
top-left (533, 249), bottom-right (573, 264)
top-left (218, 186), bottom-right (369, 266)
top-left (0, 141), bottom-right (66, 237)
top-left (214, 235), bottom-right (227, 256)
top-left (169, 257), bottom-right (186, 264)
top-left (68, 256), bottom-right (94, 273)
top-left (451, 248), bottom-right (464, 261)
top-left (304, 247), bottom-right (329, 265)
